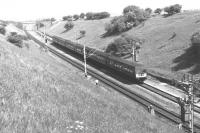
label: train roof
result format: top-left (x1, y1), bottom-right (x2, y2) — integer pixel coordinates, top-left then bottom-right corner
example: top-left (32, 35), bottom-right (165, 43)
top-left (108, 53), bottom-right (142, 67)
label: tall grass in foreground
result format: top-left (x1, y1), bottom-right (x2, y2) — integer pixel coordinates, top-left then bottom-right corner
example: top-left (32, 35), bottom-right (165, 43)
top-left (0, 40), bottom-right (183, 133)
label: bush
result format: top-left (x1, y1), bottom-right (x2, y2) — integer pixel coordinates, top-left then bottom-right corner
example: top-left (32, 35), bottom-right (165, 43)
top-left (7, 35), bottom-right (23, 48)
top-left (105, 16), bottom-right (127, 34)
top-left (164, 4), bottom-right (182, 16)
top-left (105, 34), bottom-right (142, 56)
top-left (80, 13), bottom-right (85, 19)
top-left (73, 14), bottom-right (79, 21)
top-left (154, 8), bottom-right (162, 14)
top-left (191, 31), bottom-right (200, 45)
top-left (64, 21), bottom-right (74, 31)
top-left (123, 5), bottom-right (140, 14)
top-left (0, 26), bottom-right (6, 35)
top-left (123, 5), bottom-right (147, 22)
top-left (80, 30), bottom-right (86, 36)
top-left (85, 12), bottom-right (110, 20)
top-left (76, 30), bottom-right (86, 40)
top-left (17, 34), bottom-right (29, 41)
top-left (105, 5), bottom-right (149, 35)
top-left (145, 8), bottom-right (152, 14)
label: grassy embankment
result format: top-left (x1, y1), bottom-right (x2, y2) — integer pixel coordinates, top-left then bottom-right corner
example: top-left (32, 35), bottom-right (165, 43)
top-left (44, 11), bottom-right (200, 81)
top-left (0, 26), bottom-right (183, 132)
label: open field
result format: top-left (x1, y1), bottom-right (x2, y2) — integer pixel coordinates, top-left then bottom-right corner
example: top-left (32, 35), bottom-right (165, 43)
top-left (44, 11), bottom-right (200, 80)
top-left (0, 28), bottom-right (184, 132)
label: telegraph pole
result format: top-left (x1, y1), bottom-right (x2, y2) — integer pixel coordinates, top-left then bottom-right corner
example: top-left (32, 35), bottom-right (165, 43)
top-left (188, 84), bottom-right (194, 133)
top-left (180, 74), bottom-right (194, 133)
top-left (132, 45), bottom-right (135, 63)
top-left (44, 25), bottom-right (47, 44)
top-left (83, 45), bottom-right (87, 77)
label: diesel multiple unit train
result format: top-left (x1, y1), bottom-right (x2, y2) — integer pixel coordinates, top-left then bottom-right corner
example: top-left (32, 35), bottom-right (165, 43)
top-left (51, 35), bottom-right (147, 82)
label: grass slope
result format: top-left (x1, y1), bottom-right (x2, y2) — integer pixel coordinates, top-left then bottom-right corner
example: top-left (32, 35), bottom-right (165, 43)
top-left (0, 30), bottom-right (183, 132)
top-left (45, 11), bottom-right (200, 79)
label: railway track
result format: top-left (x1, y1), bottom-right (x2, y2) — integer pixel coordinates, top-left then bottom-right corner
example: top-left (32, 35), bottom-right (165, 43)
top-left (26, 30), bottom-right (200, 132)
top-left (41, 30), bottom-right (200, 115)
top-left (141, 83), bottom-right (200, 114)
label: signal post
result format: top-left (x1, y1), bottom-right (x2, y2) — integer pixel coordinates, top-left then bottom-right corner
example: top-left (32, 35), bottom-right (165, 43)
top-left (179, 75), bottom-right (194, 133)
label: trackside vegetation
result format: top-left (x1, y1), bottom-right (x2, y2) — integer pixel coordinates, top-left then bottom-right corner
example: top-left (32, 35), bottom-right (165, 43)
top-left (0, 33), bottom-right (183, 133)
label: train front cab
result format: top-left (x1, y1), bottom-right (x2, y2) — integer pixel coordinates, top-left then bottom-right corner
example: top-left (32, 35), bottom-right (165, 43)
top-left (135, 71), bottom-right (147, 83)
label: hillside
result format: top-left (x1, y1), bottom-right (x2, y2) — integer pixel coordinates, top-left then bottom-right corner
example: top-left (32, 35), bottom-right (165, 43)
top-left (45, 11), bottom-right (200, 80)
top-left (0, 25), bottom-right (183, 132)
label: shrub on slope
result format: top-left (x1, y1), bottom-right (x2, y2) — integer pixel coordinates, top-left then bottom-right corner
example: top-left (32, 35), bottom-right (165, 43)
top-left (106, 34), bottom-right (142, 56)
top-left (0, 26), bottom-right (6, 35)
top-left (105, 5), bottom-right (148, 35)
top-left (64, 21), bottom-right (74, 31)
top-left (164, 4), bottom-right (182, 16)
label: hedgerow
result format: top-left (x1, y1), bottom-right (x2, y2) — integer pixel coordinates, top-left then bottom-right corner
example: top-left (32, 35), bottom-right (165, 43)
top-left (63, 16), bottom-right (73, 21)
top-left (85, 12), bottom-right (110, 20)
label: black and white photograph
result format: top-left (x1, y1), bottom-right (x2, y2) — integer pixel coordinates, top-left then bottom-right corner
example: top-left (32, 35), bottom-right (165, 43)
top-left (0, 0), bottom-right (200, 132)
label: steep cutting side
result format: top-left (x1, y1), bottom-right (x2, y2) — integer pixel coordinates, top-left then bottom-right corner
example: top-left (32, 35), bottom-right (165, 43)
top-left (45, 11), bottom-right (200, 78)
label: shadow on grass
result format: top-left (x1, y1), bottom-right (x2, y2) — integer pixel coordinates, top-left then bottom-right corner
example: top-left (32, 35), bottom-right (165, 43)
top-left (162, 14), bottom-right (172, 18)
top-left (60, 29), bottom-right (71, 34)
top-left (172, 44), bottom-right (200, 74)
top-left (100, 31), bottom-right (122, 38)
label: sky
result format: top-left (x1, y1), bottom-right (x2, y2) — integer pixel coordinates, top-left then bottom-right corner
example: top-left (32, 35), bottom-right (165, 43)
top-left (0, 0), bottom-right (200, 21)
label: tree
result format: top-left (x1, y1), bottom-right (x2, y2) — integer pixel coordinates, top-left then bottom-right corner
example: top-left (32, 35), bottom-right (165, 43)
top-left (164, 4), bottom-right (182, 16)
top-left (123, 5), bottom-right (140, 15)
top-left (0, 26), bottom-right (6, 35)
top-left (124, 12), bottom-right (136, 22)
top-left (191, 31), bottom-right (200, 45)
top-left (154, 8), bottom-right (162, 14)
top-left (105, 34), bottom-right (142, 56)
top-left (80, 30), bottom-right (86, 36)
top-left (76, 30), bottom-right (86, 39)
top-left (86, 12), bottom-right (93, 20)
top-left (123, 5), bottom-right (147, 22)
top-left (80, 13), bottom-right (85, 19)
top-left (105, 16), bottom-right (127, 34)
top-left (64, 21), bottom-right (74, 31)
top-left (73, 14), bottom-right (79, 21)
top-left (105, 5), bottom-right (149, 35)
top-left (145, 8), bottom-right (152, 14)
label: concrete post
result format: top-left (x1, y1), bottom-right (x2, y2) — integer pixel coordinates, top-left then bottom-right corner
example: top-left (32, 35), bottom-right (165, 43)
top-left (83, 45), bottom-right (87, 77)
